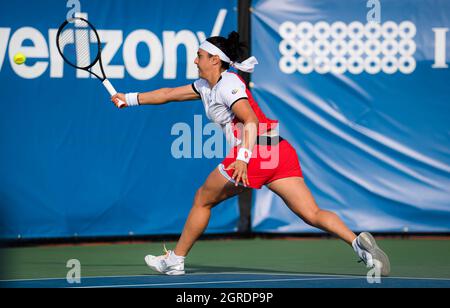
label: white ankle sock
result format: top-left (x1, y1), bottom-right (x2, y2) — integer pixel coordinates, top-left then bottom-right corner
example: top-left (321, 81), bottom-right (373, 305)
top-left (168, 251), bottom-right (185, 264)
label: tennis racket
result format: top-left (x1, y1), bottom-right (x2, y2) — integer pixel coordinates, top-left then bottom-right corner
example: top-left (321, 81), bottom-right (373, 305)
top-left (56, 17), bottom-right (126, 108)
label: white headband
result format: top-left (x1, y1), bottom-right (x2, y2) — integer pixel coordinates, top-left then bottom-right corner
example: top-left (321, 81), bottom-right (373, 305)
top-left (199, 40), bottom-right (259, 73)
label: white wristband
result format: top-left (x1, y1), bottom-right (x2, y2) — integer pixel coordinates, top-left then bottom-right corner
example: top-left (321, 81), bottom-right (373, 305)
top-left (125, 92), bottom-right (140, 106)
top-left (237, 148), bottom-right (252, 164)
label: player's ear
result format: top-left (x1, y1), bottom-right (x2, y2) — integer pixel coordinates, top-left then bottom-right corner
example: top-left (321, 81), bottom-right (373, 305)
top-left (212, 55), bottom-right (221, 65)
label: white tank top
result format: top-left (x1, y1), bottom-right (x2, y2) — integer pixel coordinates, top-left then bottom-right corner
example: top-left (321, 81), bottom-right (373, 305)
top-left (192, 71), bottom-right (248, 146)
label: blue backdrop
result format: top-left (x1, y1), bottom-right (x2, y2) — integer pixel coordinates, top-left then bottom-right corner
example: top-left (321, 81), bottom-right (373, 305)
top-left (0, 0), bottom-right (239, 239)
top-left (1, 0), bottom-right (449, 239)
top-left (251, 0), bottom-right (450, 233)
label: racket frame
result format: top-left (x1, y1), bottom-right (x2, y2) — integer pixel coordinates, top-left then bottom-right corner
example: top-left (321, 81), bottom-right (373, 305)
top-left (56, 17), bottom-right (126, 108)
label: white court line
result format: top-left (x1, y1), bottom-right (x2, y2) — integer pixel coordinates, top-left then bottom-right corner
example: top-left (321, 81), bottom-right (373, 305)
top-left (2, 271), bottom-right (450, 283)
top-left (73, 277), bottom-right (367, 288)
top-left (0, 274), bottom-right (149, 282)
top-left (0, 272), bottom-right (358, 282)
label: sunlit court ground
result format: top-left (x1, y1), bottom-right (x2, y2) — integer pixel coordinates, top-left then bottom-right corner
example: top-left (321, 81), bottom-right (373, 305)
top-left (1, 237), bottom-right (450, 288)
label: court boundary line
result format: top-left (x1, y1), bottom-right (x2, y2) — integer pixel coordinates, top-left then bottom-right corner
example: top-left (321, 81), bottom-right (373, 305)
top-left (2, 271), bottom-right (450, 283)
top-left (0, 272), bottom-right (360, 282)
top-left (72, 277), bottom-right (369, 288)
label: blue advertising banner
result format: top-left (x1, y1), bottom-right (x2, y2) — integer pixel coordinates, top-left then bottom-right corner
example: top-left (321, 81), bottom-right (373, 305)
top-left (251, 0), bottom-right (450, 232)
top-left (0, 0), bottom-right (239, 239)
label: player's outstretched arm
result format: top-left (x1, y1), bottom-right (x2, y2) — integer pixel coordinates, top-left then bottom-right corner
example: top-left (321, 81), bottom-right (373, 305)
top-left (111, 84), bottom-right (200, 108)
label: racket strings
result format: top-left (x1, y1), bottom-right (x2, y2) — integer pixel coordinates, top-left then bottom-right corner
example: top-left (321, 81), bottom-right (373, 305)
top-left (57, 19), bottom-right (99, 70)
top-left (76, 30), bottom-right (92, 68)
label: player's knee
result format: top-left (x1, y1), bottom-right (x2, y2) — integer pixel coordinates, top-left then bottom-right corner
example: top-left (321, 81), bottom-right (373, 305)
top-left (302, 209), bottom-right (321, 226)
top-left (194, 186), bottom-right (216, 209)
top-left (193, 187), bottom-right (205, 204)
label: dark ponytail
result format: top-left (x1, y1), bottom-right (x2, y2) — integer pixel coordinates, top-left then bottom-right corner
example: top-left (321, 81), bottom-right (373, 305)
top-left (207, 31), bottom-right (247, 69)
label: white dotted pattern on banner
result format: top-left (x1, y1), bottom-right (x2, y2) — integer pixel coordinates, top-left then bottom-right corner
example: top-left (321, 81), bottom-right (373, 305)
top-left (278, 21), bottom-right (417, 75)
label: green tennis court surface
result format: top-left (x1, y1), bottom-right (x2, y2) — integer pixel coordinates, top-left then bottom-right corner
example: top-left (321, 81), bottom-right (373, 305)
top-left (1, 238), bottom-right (450, 288)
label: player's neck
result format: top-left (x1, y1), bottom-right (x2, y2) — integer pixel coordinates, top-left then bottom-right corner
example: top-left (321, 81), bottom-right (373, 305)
top-left (206, 70), bottom-right (225, 88)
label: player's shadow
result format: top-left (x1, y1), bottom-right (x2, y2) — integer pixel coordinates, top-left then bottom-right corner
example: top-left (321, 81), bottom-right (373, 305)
top-left (177, 264), bottom-right (365, 277)
top-left (24, 261), bottom-right (365, 278)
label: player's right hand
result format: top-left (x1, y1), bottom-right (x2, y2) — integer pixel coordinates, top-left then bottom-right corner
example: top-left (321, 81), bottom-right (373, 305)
top-left (111, 93), bottom-right (127, 108)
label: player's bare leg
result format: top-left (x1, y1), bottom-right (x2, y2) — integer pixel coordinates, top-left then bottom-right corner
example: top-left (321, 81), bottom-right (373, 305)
top-left (145, 168), bottom-right (246, 275)
top-left (174, 168), bottom-right (248, 257)
top-left (267, 177), bottom-right (356, 244)
top-left (267, 177), bottom-right (390, 275)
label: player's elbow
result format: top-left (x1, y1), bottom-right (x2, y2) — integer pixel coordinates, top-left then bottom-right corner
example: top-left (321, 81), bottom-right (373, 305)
top-left (165, 87), bottom-right (186, 103)
top-left (162, 88), bottom-right (176, 103)
top-left (245, 115), bottom-right (259, 127)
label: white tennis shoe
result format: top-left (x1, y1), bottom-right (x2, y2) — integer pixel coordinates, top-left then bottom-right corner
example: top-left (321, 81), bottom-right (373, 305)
top-left (352, 232), bottom-right (391, 276)
top-left (144, 246), bottom-right (185, 276)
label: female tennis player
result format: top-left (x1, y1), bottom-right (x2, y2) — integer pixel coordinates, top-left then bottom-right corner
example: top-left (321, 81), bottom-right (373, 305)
top-left (112, 31), bottom-right (390, 277)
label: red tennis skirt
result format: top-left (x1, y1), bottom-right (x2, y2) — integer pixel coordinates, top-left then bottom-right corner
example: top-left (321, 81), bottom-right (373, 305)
top-left (218, 138), bottom-right (303, 189)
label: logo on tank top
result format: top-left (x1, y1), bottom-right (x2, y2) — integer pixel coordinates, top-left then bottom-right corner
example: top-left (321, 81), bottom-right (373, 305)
top-left (232, 89), bottom-right (239, 95)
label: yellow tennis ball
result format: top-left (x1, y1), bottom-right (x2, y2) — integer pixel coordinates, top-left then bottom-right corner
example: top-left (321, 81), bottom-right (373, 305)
top-left (14, 52), bottom-right (26, 65)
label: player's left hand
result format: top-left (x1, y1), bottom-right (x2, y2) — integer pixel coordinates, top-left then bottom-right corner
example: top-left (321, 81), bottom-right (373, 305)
top-left (224, 160), bottom-right (249, 187)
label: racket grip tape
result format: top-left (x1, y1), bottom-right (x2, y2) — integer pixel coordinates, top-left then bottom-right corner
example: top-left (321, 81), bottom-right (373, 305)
top-left (102, 79), bottom-right (126, 108)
